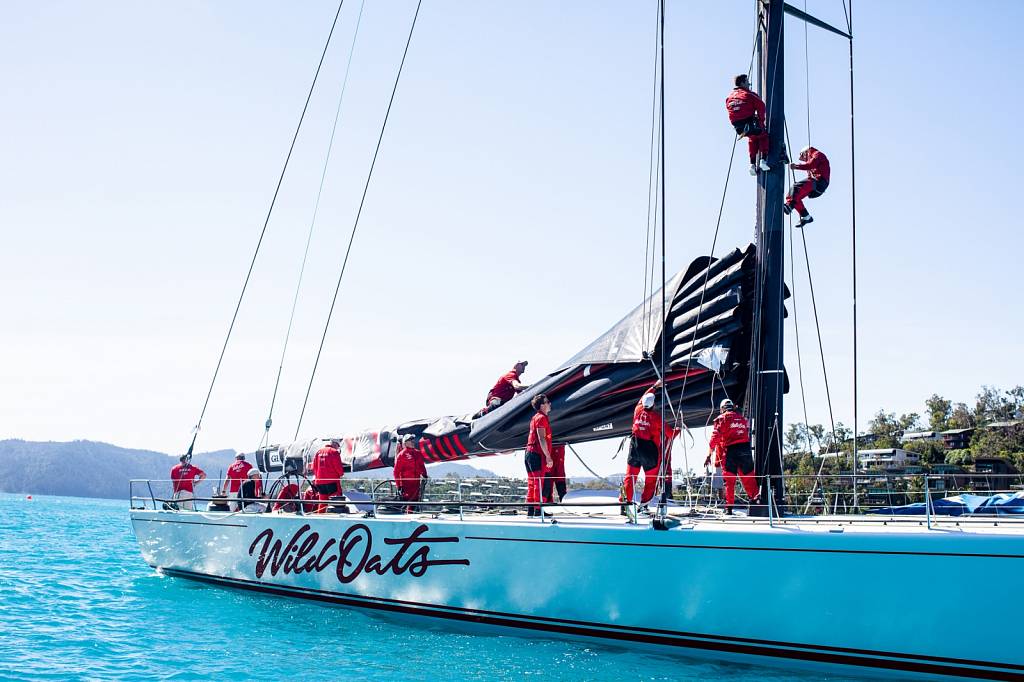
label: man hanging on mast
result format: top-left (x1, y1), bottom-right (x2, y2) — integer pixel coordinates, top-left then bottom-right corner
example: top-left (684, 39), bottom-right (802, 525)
top-left (784, 146), bottom-right (831, 227)
top-left (726, 74), bottom-right (771, 176)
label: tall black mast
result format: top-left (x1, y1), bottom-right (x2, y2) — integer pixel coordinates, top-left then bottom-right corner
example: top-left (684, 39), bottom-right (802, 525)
top-left (753, 0), bottom-right (786, 512)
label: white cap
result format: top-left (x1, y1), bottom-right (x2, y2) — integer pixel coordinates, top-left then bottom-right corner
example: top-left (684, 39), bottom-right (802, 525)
top-left (642, 393), bottom-right (655, 409)
top-left (248, 468), bottom-right (262, 478)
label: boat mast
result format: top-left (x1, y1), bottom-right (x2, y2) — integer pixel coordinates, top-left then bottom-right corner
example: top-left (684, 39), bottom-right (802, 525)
top-left (753, 0), bottom-right (786, 512)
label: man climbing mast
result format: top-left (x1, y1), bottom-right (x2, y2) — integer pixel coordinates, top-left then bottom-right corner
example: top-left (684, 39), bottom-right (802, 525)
top-left (784, 146), bottom-right (830, 227)
top-left (726, 74), bottom-right (771, 176)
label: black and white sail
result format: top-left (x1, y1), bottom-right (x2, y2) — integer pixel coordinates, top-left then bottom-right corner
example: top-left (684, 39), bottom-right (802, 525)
top-left (263, 245), bottom-right (768, 473)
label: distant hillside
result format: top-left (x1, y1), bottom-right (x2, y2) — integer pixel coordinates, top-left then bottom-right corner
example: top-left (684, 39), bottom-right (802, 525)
top-left (0, 439), bottom-right (497, 500)
top-left (0, 439), bottom-right (236, 500)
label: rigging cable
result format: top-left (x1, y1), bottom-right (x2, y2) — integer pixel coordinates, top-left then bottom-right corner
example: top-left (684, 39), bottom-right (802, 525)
top-left (184, 0), bottom-right (347, 458)
top-left (256, 0), bottom-right (368, 454)
top-left (641, 0), bottom-right (663, 350)
top-left (295, 0), bottom-right (425, 439)
top-left (671, 17), bottom-right (759, 486)
top-left (846, 0), bottom-right (860, 506)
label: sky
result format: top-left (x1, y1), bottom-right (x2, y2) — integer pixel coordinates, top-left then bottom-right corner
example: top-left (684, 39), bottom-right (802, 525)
top-left (2, 1), bottom-right (1022, 478)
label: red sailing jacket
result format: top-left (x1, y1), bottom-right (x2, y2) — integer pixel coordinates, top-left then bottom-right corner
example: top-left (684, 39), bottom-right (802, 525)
top-left (709, 410), bottom-right (751, 457)
top-left (486, 369), bottom-right (522, 404)
top-left (224, 459), bottom-right (252, 494)
top-left (393, 446), bottom-right (427, 486)
top-left (170, 463), bottom-right (205, 493)
top-left (725, 87), bottom-right (766, 125)
top-left (312, 445), bottom-right (344, 485)
top-left (527, 412), bottom-right (552, 456)
top-left (791, 147), bottom-right (830, 182)
top-left (632, 399), bottom-right (664, 445)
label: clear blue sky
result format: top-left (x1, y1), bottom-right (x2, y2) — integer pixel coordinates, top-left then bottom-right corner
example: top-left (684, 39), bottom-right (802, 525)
top-left (2, 1), bottom-right (1021, 477)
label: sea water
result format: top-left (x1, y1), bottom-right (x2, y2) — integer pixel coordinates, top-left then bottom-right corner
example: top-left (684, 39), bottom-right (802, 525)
top-left (0, 494), bottom-right (864, 681)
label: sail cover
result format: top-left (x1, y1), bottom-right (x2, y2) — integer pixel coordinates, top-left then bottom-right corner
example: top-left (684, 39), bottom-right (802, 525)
top-left (262, 245), bottom-right (761, 473)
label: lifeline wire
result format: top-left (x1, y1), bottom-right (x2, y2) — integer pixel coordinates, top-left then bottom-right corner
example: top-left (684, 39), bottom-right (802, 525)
top-left (185, 0), bottom-right (347, 458)
top-left (295, 0), bottom-right (424, 439)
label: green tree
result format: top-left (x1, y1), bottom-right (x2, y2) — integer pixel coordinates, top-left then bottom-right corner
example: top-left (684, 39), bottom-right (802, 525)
top-left (868, 411), bottom-right (919, 448)
top-left (925, 394), bottom-right (952, 431)
top-left (948, 402), bottom-right (975, 429)
top-left (974, 386), bottom-right (1016, 425)
top-left (902, 439), bottom-right (945, 466)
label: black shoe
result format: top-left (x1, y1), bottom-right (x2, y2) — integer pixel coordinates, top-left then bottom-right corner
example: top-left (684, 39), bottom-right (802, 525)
top-left (725, 506), bottom-right (733, 516)
top-left (782, 204), bottom-right (792, 216)
top-left (797, 215), bottom-right (813, 228)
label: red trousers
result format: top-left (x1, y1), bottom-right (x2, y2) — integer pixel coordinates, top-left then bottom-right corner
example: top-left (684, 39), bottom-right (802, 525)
top-left (526, 469), bottom-right (545, 513)
top-left (724, 469), bottom-right (759, 506)
top-left (786, 178), bottom-right (816, 216)
top-left (746, 132), bottom-right (769, 164)
top-left (623, 464), bottom-right (660, 505)
top-left (398, 482), bottom-right (422, 513)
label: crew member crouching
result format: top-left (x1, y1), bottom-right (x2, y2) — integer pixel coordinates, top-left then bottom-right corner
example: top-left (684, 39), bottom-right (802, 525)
top-left (238, 467), bottom-right (266, 512)
top-left (393, 434), bottom-right (428, 513)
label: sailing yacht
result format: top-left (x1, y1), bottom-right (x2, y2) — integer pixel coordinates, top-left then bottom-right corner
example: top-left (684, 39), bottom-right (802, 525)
top-left (130, 2), bottom-right (1024, 679)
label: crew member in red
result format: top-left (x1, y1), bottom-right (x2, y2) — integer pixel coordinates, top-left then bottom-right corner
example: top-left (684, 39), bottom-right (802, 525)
top-left (273, 481), bottom-right (300, 512)
top-left (312, 439), bottom-right (345, 513)
top-left (726, 73), bottom-right (771, 176)
top-left (622, 390), bottom-right (664, 510)
top-left (476, 361), bottom-right (530, 418)
top-left (784, 146), bottom-right (830, 227)
top-left (525, 393), bottom-right (553, 517)
top-left (222, 452), bottom-right (253, 511)
top-left (661, 421), bottom-right (678, 500)
top-left (393, 434), bottom-right (429, 513)
top-left (170, 455), bottom-right (206, 511)
top-left (705, 398), bottom-right (759, 514)
top-left (542, 443), bottom-right (567, 504)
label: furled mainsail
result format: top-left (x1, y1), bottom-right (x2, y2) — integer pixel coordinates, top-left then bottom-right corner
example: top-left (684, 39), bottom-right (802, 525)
top-left (259, 245), bottom-right (766, 473)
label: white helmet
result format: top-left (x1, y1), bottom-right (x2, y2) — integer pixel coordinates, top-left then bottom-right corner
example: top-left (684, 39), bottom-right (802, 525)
top-left (799, 145), bottom-right (813, 161)
top-left (720, 399), bottom-right (735, 411)
top-left (642, 393), bottom-right (656, 409)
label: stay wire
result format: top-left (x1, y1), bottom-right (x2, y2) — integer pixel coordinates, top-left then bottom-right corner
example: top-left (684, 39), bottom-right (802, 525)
top-left (804, 0), bottom-right (811, 145)
top-left (784, 123), bottom-right (839, 455)
top-left (641, 0), bottom-right (662, 349)
top-left (184, 0), bottom-right (347, 458)
top-left (672, 16), bottom-right (758, 421)
top-left (295, 0), bottom-right (424, 439)
top-left (257, 0), bottom-right (367, 455)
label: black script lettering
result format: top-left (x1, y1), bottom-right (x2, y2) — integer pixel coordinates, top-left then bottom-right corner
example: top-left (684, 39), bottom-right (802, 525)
top-left (336, 523), bottom-right (470, 583)
top-left (336, 524), bottom-right (372, 584)
top-left (248, 523), bottom-right (313, 578)
top-left (250, 523), bottom-right (468, 583)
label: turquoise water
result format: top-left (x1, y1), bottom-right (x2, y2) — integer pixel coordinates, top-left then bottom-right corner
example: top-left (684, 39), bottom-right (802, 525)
top-left (0, 494), bottom-right (864, 681)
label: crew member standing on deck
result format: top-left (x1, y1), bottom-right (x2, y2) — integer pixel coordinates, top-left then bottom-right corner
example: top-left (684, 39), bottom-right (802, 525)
top-left (525, 393), bottom-right (553, 517)
top-left (222, 452), bottom-right (252, 511)
top-left (705, 399), bottom-right (760, 514)
top-left (394, 434), bottom-right (428, 513)
top-left (623, 391), bottom-right (664, 510)
top-left (312, 439), bottom-right (345, 513)
top-left (170, 455), bottom-right (206, 511)
top-left (726, 74), bottom-right (771, 176)
top-left (784, 146), bottom-right (830, 227)
top-left (542, 443), bottom-right (567, 504)
top-left (475, 361), bottom-right (530, 418)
